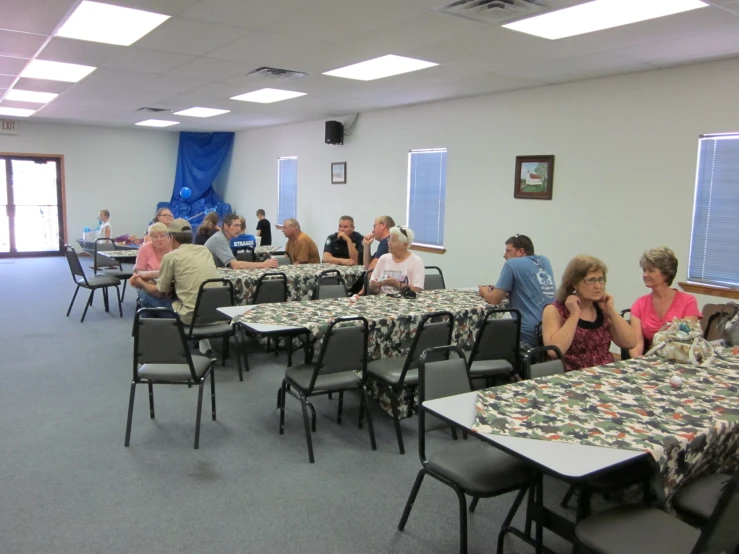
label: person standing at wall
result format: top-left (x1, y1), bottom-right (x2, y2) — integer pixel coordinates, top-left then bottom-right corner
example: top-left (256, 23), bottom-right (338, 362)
top-left (256, 209), bottom-right (272, 246)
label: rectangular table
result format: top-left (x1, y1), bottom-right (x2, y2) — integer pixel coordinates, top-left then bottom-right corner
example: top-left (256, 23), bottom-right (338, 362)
top-left (424, 347), bottom-right (739, 552)
top-left (231, 289), bottom-right (495, 416)
top-left (218, 263), bottom-right (364, 305)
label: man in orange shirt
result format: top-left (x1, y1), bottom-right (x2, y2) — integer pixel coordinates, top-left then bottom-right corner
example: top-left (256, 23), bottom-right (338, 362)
top-left (282, 218), bottom-right (320, 264)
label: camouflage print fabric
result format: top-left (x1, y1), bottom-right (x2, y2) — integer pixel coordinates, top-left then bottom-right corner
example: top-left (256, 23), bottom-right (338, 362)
top-left (232, 289), bottom-right (497, 417)
top-left (473, 345), bottom-right (739, 502)
top-left (218, 264), bottom-right (364, 305)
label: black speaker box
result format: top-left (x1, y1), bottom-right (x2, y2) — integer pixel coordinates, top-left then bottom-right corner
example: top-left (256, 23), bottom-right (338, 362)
top-left (325, 120), bottom-right (344, 145)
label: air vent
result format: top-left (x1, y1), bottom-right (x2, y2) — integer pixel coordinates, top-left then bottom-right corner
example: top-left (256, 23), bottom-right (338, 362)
top-left (136, 107), bottom-right (172, 113)
top-left (435, 0), bottom-right (548, 25)
top-left (246, 66), bottom-right (309, 80)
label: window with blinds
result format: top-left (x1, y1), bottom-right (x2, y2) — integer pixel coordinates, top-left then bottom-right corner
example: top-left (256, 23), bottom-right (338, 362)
top-left (688, 134), bottom-right (739, 288)
top-left (407, 148), bottom-right (447, 248)
top-left (277, 157), bottom-right (297, 223)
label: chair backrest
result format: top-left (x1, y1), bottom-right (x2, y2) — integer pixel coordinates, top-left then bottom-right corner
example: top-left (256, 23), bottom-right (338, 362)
top-left (235, 246), bottom-right (255, 263)
top-left (524, 345), bottom-right (565, 379)
top-left (133, 308), bottom-right (198, 381)
top-left (417, 345), bottom-right (470, 459)
top-left (313, 269), bottom-right (348, 300)
top-left (64, 245), bottom-right (88, 284)
top-left (620, 308), bottom-right (632, 360)
top-left (253, 272), bottom-right (288, 304)
top-left (190, 278), bottom-right (234, 329)
top-left (306, 316), bottom-right (369, 392)
top-left (469, 308), bottom-right (521, 367)
top-left (275, 255), bottom-right (291, 266)
top-left (400, 311), bottom-right (455, 381)
top-left (692, 469), bottom-right (739, 554)
top-left (424, 266), bottom-right (446, 290)
top-left (94, 238), bottom-right (121, 272)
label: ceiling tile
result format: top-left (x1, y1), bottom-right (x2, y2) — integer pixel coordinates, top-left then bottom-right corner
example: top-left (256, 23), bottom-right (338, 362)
top-left (101, 0), bottom-right (202, 17)
top-left (39, 37), bottom-right (125, 66)
top-left (167, 57), bottom-right (251, 80)
top-left (102, 48), bottom-right (195, 74)
top-left (0, 30), bottom-right (47, 59)
top-left (261, 0), bottom-right (420, 43)
top-left (0, 75), bottom-right (15, 88)
top-left (82, 68), bottom-right (209, 93)
top-left (206, 30), bottom-right (327, 65)
top-left (498, 52), bottom-right (652, 84)
top-left (182, 0), bottom-right (312, 29)
top-left (0, 0), bottom-right (76, 35)
top-left (133, 17), bottom-right (251, 56)
top-left (615, 28), bottom-right (739, 66)
top-left (12, 78), bottom-right (73, 93)
top-left (0, 56), bottom-right (28, 76)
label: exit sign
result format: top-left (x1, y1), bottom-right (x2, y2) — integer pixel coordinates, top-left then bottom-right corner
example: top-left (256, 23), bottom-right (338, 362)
top-left (1, 120), bottom-right (18, 135)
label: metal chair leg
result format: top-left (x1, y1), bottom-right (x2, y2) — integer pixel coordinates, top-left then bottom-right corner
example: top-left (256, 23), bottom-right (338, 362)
top-left (81, 290), bottom-right (94, 322)
top-left (114, 286), bottom-right (122, 317)
top-left (300, 397), bottom-right (315, 463)
top-left (221, 336), bottom-right (227, 367)
top-left (233, 334), bottom-right (243, 382)
top-left (210, 367), bottom-right (216, 421)
top-left (336, 391), bottom-right (344, 424)
top-left (398, 469), bottom-right (426, 531)
top-left (561, 484), bottom-right (576, 508)
top-left (497, 487), bottom-right (528, 554)
top-left (121, 279), bottom-right (127, 302)
top-left (147, 382), bottom-right (155, 418)
top-left (194, 379), bottom-right (205, 449)
top-left (453, 486), bottom-right (469, 554)
top-left (469, 496), bottom-right (479, 512)
top-left (361, 386), bottom-right (376, 450)
top-left (278, 381), bottom-right (287, 434)
top-left (67, 285), bottom-right (80, 316)
top-left (390, 391), bottom-right (405, 455)
top-left (124, 381), bottom-right (136, 447)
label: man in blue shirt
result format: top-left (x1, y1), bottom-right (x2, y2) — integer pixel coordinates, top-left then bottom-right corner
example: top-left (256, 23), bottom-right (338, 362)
top-left (479, 234), bottom-right (556, 348)
top-left (362, 215), bottom-right (395, 271)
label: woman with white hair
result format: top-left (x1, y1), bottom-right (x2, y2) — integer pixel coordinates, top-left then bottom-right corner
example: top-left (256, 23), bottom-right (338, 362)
top-left (369, 225), bottom-right (425, 295)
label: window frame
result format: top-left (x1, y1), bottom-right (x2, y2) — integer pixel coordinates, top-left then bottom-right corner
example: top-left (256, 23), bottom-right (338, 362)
top-left (277, 156), bottom-right (297, 226)
top-left (406, 147), bottom-right (448, 254)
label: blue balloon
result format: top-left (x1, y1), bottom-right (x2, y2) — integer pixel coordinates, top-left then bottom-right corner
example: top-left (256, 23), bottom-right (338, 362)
top-left (180, 187), bottom-right (192, 200)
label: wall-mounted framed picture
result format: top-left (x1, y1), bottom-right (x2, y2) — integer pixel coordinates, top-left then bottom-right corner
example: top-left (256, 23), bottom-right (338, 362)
top-left (331, 162), bottom-right (347, 184)
top-left (514, 155), bottom-right (554, 200)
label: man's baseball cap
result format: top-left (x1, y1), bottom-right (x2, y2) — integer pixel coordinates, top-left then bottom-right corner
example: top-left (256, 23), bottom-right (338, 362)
top-left (169, 218), bottom-right (192, 233)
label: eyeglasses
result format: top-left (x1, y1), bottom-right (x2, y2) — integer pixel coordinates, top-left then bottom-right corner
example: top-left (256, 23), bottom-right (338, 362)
top-left (582, 277), bottom-right (607, 285)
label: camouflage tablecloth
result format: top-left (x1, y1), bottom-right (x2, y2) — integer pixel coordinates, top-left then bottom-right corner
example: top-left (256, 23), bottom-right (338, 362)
top-left (233, 289), bottom-right (494, 417)
top-left (218, 263), bottom-right (364, 305)
top-left (473, 346), bottom-right (739, 501)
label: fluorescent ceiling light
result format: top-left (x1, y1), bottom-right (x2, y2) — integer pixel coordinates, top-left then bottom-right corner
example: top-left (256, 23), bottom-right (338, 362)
top-left (21, 59), bottom-right (96, 82)
top-left (503, 0), bottom-right (708, 40)
top-left (0, 107), bottom-right (35, 117)
top-left (5, 89), bottom-right (59, 103)
top-left (173, 107), bottom-right (230, 118)
top-left (56, 1), bottom-right (170, 46)
top-left (230, 88), bottom-right (307, 104)
top-left (323, 54), bottom-right (438, 81)
top-left (135, 119), bottom-right (180, 127)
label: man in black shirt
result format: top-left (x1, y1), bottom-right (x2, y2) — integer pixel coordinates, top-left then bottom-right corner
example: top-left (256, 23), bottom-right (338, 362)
top-left (323, 215), bottom-right (363, 266)
top-left (255, 209), bottom-right (272, 246)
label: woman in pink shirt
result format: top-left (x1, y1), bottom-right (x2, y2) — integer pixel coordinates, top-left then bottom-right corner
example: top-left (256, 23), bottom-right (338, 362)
top-left (629, 247), bottom-right (701, 357)
top-left (130, 222), bottom-right (171, 281)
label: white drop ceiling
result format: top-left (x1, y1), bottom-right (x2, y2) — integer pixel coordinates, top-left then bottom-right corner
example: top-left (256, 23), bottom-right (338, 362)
top-left (1, 0), bottom-right (739, 132)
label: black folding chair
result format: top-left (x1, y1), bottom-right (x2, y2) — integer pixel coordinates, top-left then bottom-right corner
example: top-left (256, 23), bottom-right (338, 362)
top-left (398, 345), bottom-right (530, 554)
top-left (278, 316), bottom-right (375, 463)
top-left (367, 311), bottom-right (454, 454)
top-left (252, 272), bottom-right (288, 304)
top-left (235, 246), bottom-right (255, 263)
top-left (94, 238), bottom-right (133, 301)
top-left (468, 308), bottom-right (521, 385)
top-left (125, 308), bottom-right (216, 449)
top-left (64, 245), bottom-right (122, 322)
top-left (424, 266), bottom-right (446, 290)
top-left (187, 278), bottom-right (244, 380)
top-left (312, 269), bottom-right (348, 300)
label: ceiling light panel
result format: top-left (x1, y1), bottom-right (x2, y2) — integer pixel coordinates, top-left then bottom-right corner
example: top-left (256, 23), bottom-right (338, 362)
top-left (5, 90), bottom-right (59, 103)
top-left (173, 107), bottom-right (230, 118)
top-left (56, 1), bottom-right (170, 46)
top-left (230, 88), bottom-right (307, 104)
top-left (503, 0), bottom-right (709, 40)
top-left (323, 54), bottom-right (438, 81)
top-left (0, 107), bottom-right (36, 117)
top-left (135, 119), bottom-right (180, 127)
top-left (20, 59), bottom-right (96, 83)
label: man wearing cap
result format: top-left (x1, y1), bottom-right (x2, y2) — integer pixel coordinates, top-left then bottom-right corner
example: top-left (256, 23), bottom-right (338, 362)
top-left (205, 213), bottom-right (277, 269)
top-left (130, 218), bottom-right (223, 357)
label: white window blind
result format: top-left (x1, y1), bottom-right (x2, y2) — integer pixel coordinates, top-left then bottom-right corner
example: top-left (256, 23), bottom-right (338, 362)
top-left (407, 148), bottom-right (447, 247)
top-left (688, 134), bottom-right (739, 287)
top-left (277, 157), bottom-right (297, 223)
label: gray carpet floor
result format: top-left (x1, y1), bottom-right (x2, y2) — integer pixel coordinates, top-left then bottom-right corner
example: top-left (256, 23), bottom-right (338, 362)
top-left (0, 257), bottom-right (582, 554)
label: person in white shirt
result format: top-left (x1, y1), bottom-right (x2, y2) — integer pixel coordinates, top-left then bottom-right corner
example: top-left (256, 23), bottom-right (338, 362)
top-left (369, 225), bottom-right (425, 295)
top-left (98, 209), bottom-right (111, 239)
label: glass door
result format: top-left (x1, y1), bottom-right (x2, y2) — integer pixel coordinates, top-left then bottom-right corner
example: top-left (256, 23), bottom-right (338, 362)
top-left (0, 156), bottom-right (64, 257)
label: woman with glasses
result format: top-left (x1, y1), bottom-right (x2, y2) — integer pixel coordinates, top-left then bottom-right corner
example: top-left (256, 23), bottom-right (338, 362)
top-left (628, 247), bottom-right (700, 358)
top-left (130, 222), bottom-right (172, 307)
top-left (143, 208), bottom-right (174, 243)
top-left (542, 255), bottom-right (635, 371)
top-left (368, 226), bottom-right (424, 295)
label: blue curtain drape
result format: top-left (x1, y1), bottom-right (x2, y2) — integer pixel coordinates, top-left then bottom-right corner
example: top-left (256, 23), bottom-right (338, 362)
top-left (168, 132), bottom-right (234, 224)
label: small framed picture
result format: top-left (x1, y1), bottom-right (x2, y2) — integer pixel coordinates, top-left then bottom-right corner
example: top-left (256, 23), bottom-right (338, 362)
top-left (331, 162), bottom-right (347, 184)
top-left (514, 155), bottom-right (555, 200)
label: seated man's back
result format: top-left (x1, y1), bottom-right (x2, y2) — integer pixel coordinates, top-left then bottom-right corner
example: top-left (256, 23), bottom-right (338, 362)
top-left (157, 243), bottom-right (219, 324)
